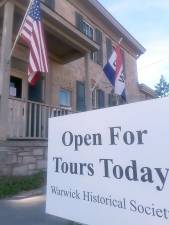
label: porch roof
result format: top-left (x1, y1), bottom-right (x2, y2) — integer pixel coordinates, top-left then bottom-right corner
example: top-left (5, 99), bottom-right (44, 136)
top-left (14, 1), bottom-right (100, 64)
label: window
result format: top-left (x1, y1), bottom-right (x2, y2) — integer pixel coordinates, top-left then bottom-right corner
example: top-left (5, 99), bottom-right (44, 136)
top-left (44, 0), bottom-right (55, 9)
top-left (118, 96), bottom-right (126, 105)
top-left (108, 90), bottom-right (126, 107)
top-left (75, 12), bottom-right (103, 65)
top-left (82, 21), bottom-right (94, 40)
top-left (59, 89), bottom-right (71, 107)
top-left (76, 81), bottom-right (86, 112)
top-left (92, 89), bottom-right (105, 109)
top-left (97, 89), bottom-right (105, 108)
top-left (75, 12), bottom-right (94, 40)
top-left (108, 93), bottom-right (117, 107)
top-left (9, 76), bottom-right (22, 98)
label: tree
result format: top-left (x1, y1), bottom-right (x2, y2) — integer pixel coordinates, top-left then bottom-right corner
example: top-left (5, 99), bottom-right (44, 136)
top-left (154, 75), bottom-right (169, 97)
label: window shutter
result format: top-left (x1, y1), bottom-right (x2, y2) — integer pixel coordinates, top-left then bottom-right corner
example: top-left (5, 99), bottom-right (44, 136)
top-left (97, 90), bottom-right (105, 108)
top-left (108, 94), bottom-right (117, 106)
top-left (108, 94), bottom-right (112, 106)
top-left (95, 28), bottom-right (103, 66)
top-left (106, 37), bottom-right (112, 61)
top-left (44, 0), bottom-right (55, 9)
top-left (76, 81), bottom-right (86, 112)
top-left (75, 12), bottom-right (84, 33)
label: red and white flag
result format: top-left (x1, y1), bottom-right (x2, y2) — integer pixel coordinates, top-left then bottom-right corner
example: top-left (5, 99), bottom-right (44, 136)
top-left (103, 44), bottom-right (126, 100)
top-left (20, 0), bottom-right (48, 85)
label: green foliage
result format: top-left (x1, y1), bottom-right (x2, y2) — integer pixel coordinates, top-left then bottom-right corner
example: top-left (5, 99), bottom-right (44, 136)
top-left (0, 172), bottom-right (45, 199)
top-left (155, 75), bottom-right (169, 97)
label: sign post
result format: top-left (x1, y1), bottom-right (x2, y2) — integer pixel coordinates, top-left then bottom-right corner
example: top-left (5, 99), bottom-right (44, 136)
top-left (46, 97), bottom-right (169, 225)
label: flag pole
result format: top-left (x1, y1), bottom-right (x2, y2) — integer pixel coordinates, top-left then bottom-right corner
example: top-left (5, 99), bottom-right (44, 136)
top-left (9, 0), bottom-right (33, 59)
top-left (118, 37), bottom-right (128, 103)
top-left (118, 37), bottom-right (123, 45)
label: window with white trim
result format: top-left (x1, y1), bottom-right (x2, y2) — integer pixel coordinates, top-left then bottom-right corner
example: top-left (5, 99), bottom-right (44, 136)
top-left (75, 12), bottom-right (94, 40)
top-left (59, 89), bottom-right (71, 108)
top-left (92, 89), bottom-right (105, 109)
top-left (82, 21), bottom-right (94, 40)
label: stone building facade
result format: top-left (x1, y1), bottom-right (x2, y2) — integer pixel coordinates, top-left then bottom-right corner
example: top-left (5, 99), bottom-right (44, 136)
top-left (0, 0), bottom-right (154, 176)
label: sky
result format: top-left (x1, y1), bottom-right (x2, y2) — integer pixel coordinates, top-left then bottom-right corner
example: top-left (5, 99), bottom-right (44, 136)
top-left (98, 0), bottom-right (169, 89)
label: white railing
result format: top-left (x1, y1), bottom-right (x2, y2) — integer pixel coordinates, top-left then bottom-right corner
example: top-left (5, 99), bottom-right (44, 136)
top-left (8, 98), bottom-right (72, 139)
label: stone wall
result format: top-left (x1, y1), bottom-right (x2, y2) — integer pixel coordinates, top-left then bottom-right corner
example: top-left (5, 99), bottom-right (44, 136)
top-left (0, 140), bottom-right (47, 176)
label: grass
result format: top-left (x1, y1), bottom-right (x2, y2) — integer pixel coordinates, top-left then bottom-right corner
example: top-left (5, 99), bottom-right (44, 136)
top-left (0, 172), bottom-right (45, 199)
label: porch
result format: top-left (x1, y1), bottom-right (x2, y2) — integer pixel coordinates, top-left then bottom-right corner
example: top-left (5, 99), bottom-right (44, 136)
top-left (0, 0), bottom-right (99, 141)
top-left (8, 97), bottom-right (73, 139)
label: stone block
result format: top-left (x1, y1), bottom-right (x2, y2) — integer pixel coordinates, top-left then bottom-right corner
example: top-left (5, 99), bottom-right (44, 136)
top-left (18, 152), bottom-right (31, 156)
top-left (17, 156), bottom-right (23, 163)
top-left (0, 166), bottom-right (11, 176)
top-left (28, 164), bottom-right (36, 170)
top-left (33, 149), bottom-right (44, 156)
top-left (37, 160), bottom-right (47, 169)
top-left (22, 156), bottom-right (36, 164)
top-left (13, 165), bottom-right (28, 176)
top-left (0, 151), bottom-right (8, 163)
top-left (36, 156), bottom-right (44, 160)
top-left (9, 154), bottom-right (17, 164)
top-left (44, 150), bottom-right (48, 159)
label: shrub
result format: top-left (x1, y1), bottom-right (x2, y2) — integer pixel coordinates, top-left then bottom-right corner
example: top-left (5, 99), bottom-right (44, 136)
top-left (0, 172), bottom-right (45, 199)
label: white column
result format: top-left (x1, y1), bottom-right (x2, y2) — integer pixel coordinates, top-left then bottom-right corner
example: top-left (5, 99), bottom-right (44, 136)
top-left (0, 1), bottom-right (15, 140)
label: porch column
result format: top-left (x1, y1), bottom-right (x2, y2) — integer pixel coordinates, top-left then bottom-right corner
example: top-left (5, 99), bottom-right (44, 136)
top-left (0, 1), bottom-right (14, 140)
top-left (85, 53), bottom-right (92, 111)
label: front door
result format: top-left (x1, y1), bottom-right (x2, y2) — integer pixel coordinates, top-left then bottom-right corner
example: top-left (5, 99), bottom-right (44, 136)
top-left (28, 77), bottom-right (43, 102)
top-left (27, 77), bottom-right (43, 137)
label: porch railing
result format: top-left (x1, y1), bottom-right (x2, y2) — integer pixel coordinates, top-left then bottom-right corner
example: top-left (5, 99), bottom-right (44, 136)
top-left (8, 98), bottom-right (73, 139)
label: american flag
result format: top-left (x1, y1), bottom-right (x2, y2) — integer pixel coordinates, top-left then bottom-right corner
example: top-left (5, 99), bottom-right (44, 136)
top-left (20, 0), bottom-right (48, 85)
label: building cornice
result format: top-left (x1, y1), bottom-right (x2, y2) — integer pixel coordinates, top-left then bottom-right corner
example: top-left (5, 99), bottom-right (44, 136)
top-left (83, 0), bottom-right (146, 56)
top-left (139, 84), bottom-right (157, 98)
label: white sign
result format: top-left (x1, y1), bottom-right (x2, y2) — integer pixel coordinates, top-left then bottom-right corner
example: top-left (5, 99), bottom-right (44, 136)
top-left (46, 97), bottom-right (169, 225)
top-left (9, 86), bottom-right (16, 97)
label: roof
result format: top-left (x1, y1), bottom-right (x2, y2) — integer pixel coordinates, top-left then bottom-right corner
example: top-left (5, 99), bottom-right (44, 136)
top-left (86, 0), bottom-right (146, 55)
top-left (139, 84), bottom-right (158, 98)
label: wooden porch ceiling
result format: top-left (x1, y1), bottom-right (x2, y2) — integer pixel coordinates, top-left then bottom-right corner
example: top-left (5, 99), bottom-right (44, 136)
top-left (46, 32), bottom-right (83, 64)
top-left (14, 1), bottom-right (99, 64)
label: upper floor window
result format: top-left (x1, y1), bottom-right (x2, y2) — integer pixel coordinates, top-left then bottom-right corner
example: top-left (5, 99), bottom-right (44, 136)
top-left (59, 89), bottom-right (71, 107)
top-left (83, 21), bottom-right (94, 40)
top-left (75, 12), bottom-right (103, 66)
top-left (75, 12), bottom-right (94, 40)
top-left (43, 0), bottom-right (55, 9)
